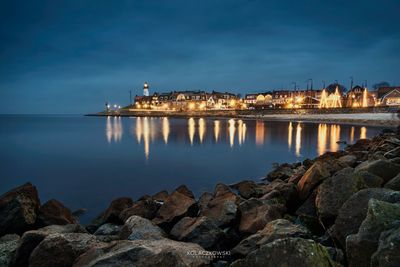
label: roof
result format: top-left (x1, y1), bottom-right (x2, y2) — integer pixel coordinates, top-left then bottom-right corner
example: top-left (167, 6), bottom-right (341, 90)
top-left (378, 87), bottom-right (400, 99)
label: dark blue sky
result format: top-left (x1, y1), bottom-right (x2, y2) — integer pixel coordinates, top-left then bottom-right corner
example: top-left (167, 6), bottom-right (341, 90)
top-left (1, 0), bottom-right (399, 114)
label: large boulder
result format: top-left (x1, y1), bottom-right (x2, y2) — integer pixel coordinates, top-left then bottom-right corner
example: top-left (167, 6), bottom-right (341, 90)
top-left (230, 238), bottom-right (336, 267)
top-left (346, 200), bottom-right (400, 267)
top-left (119, 199), bottom-right (160, 222)
top-left (11, 224), bottom-right (87, 267)
top-left (297, 161), bottom-right (331, 201)
top-left (238, 198), bottom-right (284, 234)
top-left (0, 234), bottom-right (19, 267)
top-left (73, 239), bottom-right (211, 267)
top-left (333, 188), bottom-right (400, 247)
top-left (199, 183), bottom-right (240, 227)
top-left (152, 185), bottom-right (197, 231)
top-left (384, 173), bottom-right (400, 191)
top-left (265, 163), bottom-right (296, 181)
top-left (29, 233), bottom-right (103, 267)
top-left (295, 190), bottom-right (324, 235)
top-left (355, 159), bottom-right (400, 183)
top-left (37, 199), bottom-right (77, 226)
top-left (0, 183), bottom-right (41, 236)
top-left (371, 223), bottom-right (400, 267)
top-left (315, 168), bottom-right (366, 224)
top-left (152, 190), bottom-right (169, 202)
top-left (101, 197), bottom-right (133, 224)
top-left (120, 215), bottom-right (166, 240)
top-left (384, 146), bottom-right (400, 159)
top-left (232, 219), bottom-right (311, 257)
top-left (170, 216), bottom-right (224, 249)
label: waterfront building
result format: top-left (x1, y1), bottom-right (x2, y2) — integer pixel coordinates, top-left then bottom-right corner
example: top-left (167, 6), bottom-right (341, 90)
top-left (377, 86), bottom-right (400, 106)
top-left (345, 85), bottom-right (375, 107)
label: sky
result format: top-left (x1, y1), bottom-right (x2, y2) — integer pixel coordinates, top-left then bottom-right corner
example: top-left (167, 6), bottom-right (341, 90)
top-left (1, 0), bottom-right (399, 114)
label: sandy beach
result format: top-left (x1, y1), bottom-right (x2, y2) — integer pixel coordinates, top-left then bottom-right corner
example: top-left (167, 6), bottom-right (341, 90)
top-left (239, 112), bottom-right (399, 127)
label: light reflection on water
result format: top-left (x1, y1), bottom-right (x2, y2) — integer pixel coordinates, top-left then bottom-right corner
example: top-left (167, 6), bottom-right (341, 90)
top-left (106, 117), bottom-right (372, 160)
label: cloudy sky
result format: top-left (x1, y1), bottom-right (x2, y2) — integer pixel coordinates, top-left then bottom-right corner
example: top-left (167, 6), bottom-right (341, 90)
top-left (1, 0), bottom-right (399, 114)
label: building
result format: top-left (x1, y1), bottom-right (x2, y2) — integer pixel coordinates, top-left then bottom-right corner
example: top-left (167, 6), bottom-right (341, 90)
top-left (377, 87), bottom-right (400, 106)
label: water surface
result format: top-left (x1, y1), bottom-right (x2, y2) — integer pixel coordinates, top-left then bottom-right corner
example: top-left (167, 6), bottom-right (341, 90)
top-left (0, 115), bottom-right (383, 222)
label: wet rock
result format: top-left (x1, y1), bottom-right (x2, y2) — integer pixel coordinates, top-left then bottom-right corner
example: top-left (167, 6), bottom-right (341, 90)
top-left (11, 224), bottom-right (87, 267)
top-left (315, 168), bottom-right (365, 224)
top-left (170, 216), bottom-right (224, 249)
top-left (346, 200), bottom-right (400, 267)
top-left (152, 190), bottom-right (169, 202)
top-left (355, 159), bottom-right (400, 182)
top-left (93, 223), bottom-right (121, 236)
top-left (238, 198), bottom-right (284, 234)
top-left (29, 233), bottom-right (103, 267)
top-left (152, 185), bottom-right (197, 231)
top-left (371, 223), bottom-right (400, 267)
top-left (230, 238), bottom-right (335, 267)
top-left (333, 188), bottom-right (400, 247)
top-left (101, 197), bottom-right (133, 224)
top-left (37, 199), bottom-right (77, 226)
top-left (229, 180), bottom-right (265, 199)
top-left (265, 163), bottom-right (296, 181)
top-left (297, 161), bottom-right (331, 200)
top-left (120, 215), bottom-right (166, 240)
top-left (119, 199), bottom-right (160, 222)
top-left (232, 219), bottom-right (311, 257)
top-left (199, 183), bottom-right (240, 227)
top-left (0, 234), bottom-right (19, 267)
top-left (384, 173), bottom-right (400, 191)
top-left (73, 239), bottom-right (211, 267)
top-left (0, 183), bottom-right (40, 236)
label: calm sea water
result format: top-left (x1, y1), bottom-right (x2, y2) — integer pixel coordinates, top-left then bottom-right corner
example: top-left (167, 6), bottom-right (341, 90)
top-left (0, 115), bottom-right (384, 222)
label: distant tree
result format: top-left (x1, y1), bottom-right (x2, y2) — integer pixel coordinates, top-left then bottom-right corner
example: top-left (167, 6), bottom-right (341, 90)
top-left (373, 81), bottom-right (390, 90)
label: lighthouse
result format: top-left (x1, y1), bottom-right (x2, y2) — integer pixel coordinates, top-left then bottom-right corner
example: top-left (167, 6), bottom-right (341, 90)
top-left (143, 82), bottom-right (149, 96)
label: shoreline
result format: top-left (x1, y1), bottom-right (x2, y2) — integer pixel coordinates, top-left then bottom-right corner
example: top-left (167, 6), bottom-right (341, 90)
top-left (1, 128), bottom-right (400, 266)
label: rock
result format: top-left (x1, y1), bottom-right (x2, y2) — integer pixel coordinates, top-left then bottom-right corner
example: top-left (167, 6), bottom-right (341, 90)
top-left (238, 198), bottom-right (284, 234)
top-left (384, 146), bottom-right (400, 159)
top-left (338, 154), bottom-right (357, 167)
top-left (333, 188), bottom-right (400, 247)
top-left (297, 161), bottom-right (331, 200)
top-left (346, 138), bottom-right (371, 152)
top-left (385, 136), bottom-right (400, 146)
top-left (355, 159), bottom-right (400, 182)
top-left (346, 200), bottom-right (400, 267)
top-left (119, 199), bottom-right (160, 222)
top-left (265, 163), bottom-right (296, 181)
top-left (295, 190), bottom-right (324, 235)
top-left (260, 179), bottom-right (298, 210)
top-left (29, 233), bottom-right (103, 267)
top-left (152, 190), bottom-right (169, 202)
top-left (12, 224), bottom-right (87, 267)
top-left (230, 238), bottom-right (335, 267)
top-left (232, 219), bottom-right (311, 257)
top-left (198, 192), bottom-right (213, 211)
top-left (74, 239), bottom-right (211, 267)
top-left (0, 234), bottom-right (19, 267)
top-left (371, 223), bottom-right (400, 267)
top-left (0, 183), bottom-right (40, 236)
top-left (152, 185), bottom-right (197, 231)
top-left (120, 215), bottom-right (166, 240)
top-left (170, 216), bottom-right (224, 249)
top-left (355, 170), bottom-right (384, 188)
top-left (390, 157), bottom-right (400, 165)
top-left (384, 173), bottom-right (400, 191)
top-left (287, 165), bottom-right (307, 184)
top-left (37, 199), bottom-right (77, 226)
top-left (229, 180), bottom-right (265, 199)
top-left (315, 168), bottom-right (365, 224)
top-left (101, 197), bottom-right (133, 224)
top-left (94, 223), bottom-right (121, 236)
top-left (199, 183), bottom-right (239, 227)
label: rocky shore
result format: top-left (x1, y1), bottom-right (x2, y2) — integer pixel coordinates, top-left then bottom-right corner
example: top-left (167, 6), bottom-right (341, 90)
top-left (1, 128), bottom-right (400, 267)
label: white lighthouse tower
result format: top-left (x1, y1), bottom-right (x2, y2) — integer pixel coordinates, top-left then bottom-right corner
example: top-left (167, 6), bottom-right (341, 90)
top-left (143, 82), bottom-right (149, 96)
